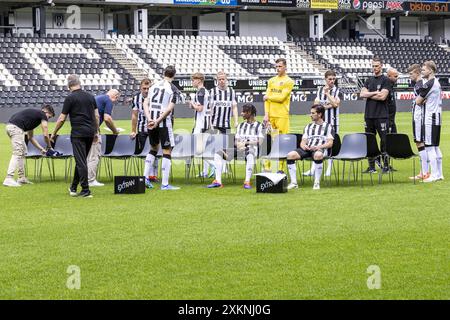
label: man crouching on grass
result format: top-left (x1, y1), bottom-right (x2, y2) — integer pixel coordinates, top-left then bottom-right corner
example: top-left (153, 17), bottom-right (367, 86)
top-left (286, 104), bottom-right (334, 190)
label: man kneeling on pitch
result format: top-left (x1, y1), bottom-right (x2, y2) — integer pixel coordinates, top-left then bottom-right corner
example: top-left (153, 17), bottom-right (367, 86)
top-left (207, 104), bottom-right (264, 189)
top-left (286, 104), bottom-right (334, 190)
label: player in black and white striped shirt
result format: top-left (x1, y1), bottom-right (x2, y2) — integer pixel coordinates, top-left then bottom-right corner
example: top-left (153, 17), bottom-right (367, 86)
top-left (190, 72), bottom-right (214, 178)
top-left (415, 60), bottom-right (444, 182)
top-left (286, 104), bottom-right (334, 190)
top-left (210, 71), bottom-right (238, 134)
top-left (144, 65), bottom-right (181, 190)
top-left (207, 104), bottom-right (264, 189)
top-left (130, 78), bottom-right (160, 187)
top-left (304, 70), bottom-right (340, 178)
top-left (408, 63), bottom-right (429, 180)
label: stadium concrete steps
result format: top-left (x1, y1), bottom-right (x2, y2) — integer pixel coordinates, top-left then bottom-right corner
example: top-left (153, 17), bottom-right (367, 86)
top-left (285, 42), bottom-right (329, 75)
top-left (97, 39), bottom-right (149, 82)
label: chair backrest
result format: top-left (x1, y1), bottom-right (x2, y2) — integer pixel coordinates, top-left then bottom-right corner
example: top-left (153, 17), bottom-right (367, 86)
top-left (364, 133), bottom-right (381, 159)
top-left (386, 133), bottom-right (416, 159)
top-left (334, 133), bottom-right (367, 160)
top-left (101, 134), bottom-right (116, 155)
top-left (172, 134), bottom-right (194, 158)
top-left (106, 135), bottom-right (136, 157)
top-left (196, 133), bottom-right (228, 158)
top-left (268, 134), bottom-right (297, 158)
top-left (134, 137), bottom-right (150, 157)
top-left (329, 133), bottom-right (341, 157)
top-left (54, 135), bottom-right (73, 156)
top-left (26, 134), bottom-right (47, 157)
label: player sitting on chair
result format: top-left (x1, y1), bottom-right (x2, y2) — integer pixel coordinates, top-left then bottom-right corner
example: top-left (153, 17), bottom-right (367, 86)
top-left (286, 104), bottom-right (334, 190)
top-left (207, 103), bottom-right (264, 189)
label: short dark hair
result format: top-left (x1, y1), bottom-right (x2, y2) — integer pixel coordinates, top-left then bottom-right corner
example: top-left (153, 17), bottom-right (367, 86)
top-left (324, 70), bottom-right (336, 78)
top-left (372, 56), bottom-right (383, 64)
top-left (42, 104), bottom-right (55, 117)
top-left (242, 103), bottom-right (257, 117)
top-left (275, 58), bottom-right (286, 66)
top-left (311, 104), bottom-right (325, 120)
top-left (164, 65), bottom-right (176, 78)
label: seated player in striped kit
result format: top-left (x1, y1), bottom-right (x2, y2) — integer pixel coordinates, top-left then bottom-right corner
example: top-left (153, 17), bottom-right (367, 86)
top-left (286, 104), bottom-right (334, 190)
top-left (408, 64), bottom-right (429, 180)
top-left (304, 70), bottom-right (341, 178)
top-left (207, 103), bottom-right (264, 189)
top-left (415, 60), bottom-right (444, 182)
top-left (189, 72), bottom-right (214, 178)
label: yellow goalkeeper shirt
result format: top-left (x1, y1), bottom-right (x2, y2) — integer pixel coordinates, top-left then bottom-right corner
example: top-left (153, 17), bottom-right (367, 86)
top-left (264, 75), bottom-right (294, 119)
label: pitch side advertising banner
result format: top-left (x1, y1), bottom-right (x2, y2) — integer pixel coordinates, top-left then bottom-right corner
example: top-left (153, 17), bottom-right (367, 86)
top-left (173, 0), bottom-right (237, 5)
top-left (311, 0), bottom-right (339, 9)
top-left (403, 1), bottom-right (449, 12)
top-left (237, 0), bottom-right (297, 6)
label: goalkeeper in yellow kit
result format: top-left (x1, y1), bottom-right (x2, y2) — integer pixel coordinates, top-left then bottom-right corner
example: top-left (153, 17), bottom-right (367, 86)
top-left (263, 57), bottom-right (295, 173)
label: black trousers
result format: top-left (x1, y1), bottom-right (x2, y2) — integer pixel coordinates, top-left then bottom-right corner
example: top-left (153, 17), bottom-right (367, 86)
top-left (388, 107), bottom-right (397, 134)
top-left (365, 118), bottom-right (388, 168)
top-left (71, 136), bottom-right (94, 191)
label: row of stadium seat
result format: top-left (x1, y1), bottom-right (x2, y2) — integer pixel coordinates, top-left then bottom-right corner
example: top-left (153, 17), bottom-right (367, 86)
top-left (1, 33), bottom-right (449, 109)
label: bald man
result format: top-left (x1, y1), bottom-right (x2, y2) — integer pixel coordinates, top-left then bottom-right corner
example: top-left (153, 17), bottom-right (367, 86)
top-left (87, 89), bottom-right (121, 187)
top-left (387, 68), bottom-right (399, 134)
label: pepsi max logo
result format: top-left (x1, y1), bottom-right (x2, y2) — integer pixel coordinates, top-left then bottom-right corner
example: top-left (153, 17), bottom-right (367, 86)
top-left (386, 1), bottom-right (402, 10)
top-left (353, 0), bottom-right (361, 9)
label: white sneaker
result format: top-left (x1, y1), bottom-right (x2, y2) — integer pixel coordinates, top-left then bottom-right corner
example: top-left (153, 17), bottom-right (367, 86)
top-left (68, 188), bottom-right (78, 197)
top-left (3, 177), bottom-right (21, 187)
top-left (313, 182), bottom-right (320, 190)
top-left (89, 180), bottom-right (105, 187)
top-left (422, 176), bottom-right (437, 183)
top-left (17, 177), bottom-right (33, 185)
top-left (287, 183), bottom-right (298, 190)
top-left (436, 176), bottom-right (445, 181)
top-left (302, 170), bottom-right (313, 176)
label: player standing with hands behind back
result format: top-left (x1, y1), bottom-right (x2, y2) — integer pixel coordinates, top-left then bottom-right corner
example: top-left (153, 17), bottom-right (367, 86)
top-left (263, 58), bottom-right (294, 174)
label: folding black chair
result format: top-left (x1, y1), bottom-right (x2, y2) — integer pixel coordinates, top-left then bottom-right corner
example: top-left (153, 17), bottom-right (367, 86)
top-left (386, 133), bottom-right (419, 184)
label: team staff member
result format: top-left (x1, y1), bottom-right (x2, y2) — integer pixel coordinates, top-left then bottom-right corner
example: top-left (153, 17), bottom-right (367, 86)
top-left (360, 57), bottom-right (391, 174)
top-left (263, 57), bottom-right (294, 173)
top-left (87, 89), bottom-right (120, 187)
top-left (3, 104), bottom-right (55, 187)
top-left (52, 75), bottom-right (99, 198)
top-left (386, 68), bottom-right (399, 134)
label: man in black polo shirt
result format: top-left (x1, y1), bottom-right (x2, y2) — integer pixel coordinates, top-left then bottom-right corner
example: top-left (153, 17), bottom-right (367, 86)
top-left (386, 68), bottom-right (399, 134)
top-left (3, 105), bottom-right (55, 187)
top-left (360, 57), bottom-right (391, 173)
top-left (52, 75), bottom-right (99, 198)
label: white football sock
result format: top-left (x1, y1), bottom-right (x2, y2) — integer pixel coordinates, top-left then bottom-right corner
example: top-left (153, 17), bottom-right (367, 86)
top-left (144, 153), bottom-right (155, 178)
top-left (435, 146), bottom-right (443, 178)
top-left (287, 161), bottom-right (297, 185)
top-left (214, 153), bottom-right (224, 184)
top-left (426, 147), bottom-right (437, 179)
top-left (161, 156), bottom-right (171, 186)
top-left (314, 161), bottom-right (323, 184)
top-left (245, 154), bottom-right (255, 183)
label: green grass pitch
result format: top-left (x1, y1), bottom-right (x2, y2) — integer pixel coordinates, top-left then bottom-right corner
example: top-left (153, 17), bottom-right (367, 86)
top-left (0, 112), bottom-right (448, 299)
